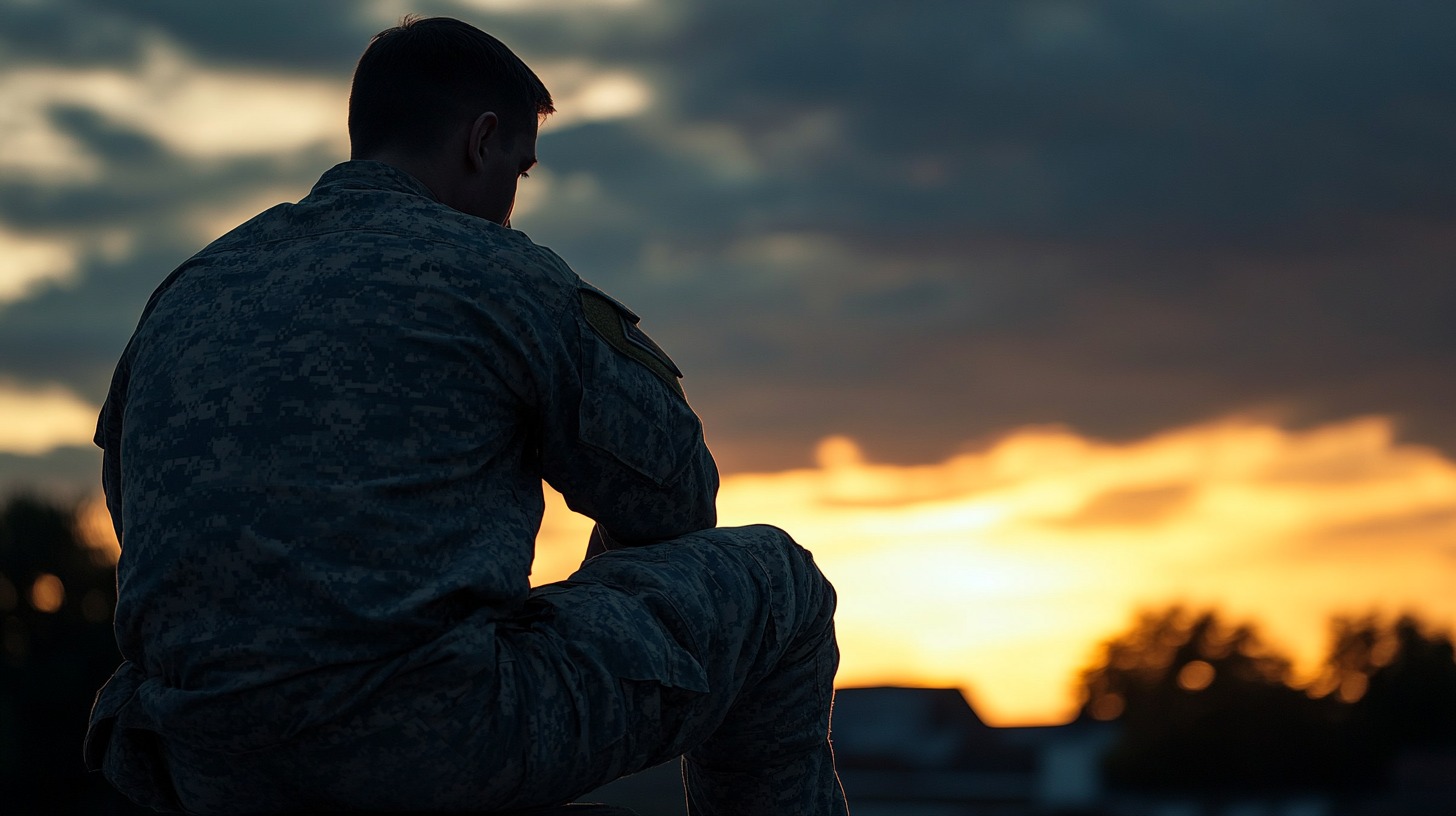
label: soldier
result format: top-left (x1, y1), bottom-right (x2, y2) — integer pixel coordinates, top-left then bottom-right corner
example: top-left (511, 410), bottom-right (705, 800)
top-left (84, 15), bottom-right (847, 816)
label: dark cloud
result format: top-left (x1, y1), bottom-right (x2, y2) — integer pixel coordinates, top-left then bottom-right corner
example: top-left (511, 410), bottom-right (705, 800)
top-left (0, 1), bottom-right (146, 68)
top-left (2, 0), bottom-right (1456, 493)
top-left (78, 0), bottom-right (378, 72)
top-left (509, 0), bottom-right (1456, 469)
top-left (647, 0), bottom-right (1456, 243)
top-left (1, 242), bottom-right (187, 399)
top-left (47, 103), bottom-right (167, 166)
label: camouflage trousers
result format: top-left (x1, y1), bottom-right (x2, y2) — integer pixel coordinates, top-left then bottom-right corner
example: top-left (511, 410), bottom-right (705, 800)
top-left (152, 525), bottom-right (847, 814)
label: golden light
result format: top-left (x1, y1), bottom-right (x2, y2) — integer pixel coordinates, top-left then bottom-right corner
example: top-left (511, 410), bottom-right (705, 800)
top-left (530, 415), bottom-right (1456, 725)
top-left (1338, 673), bottom-right (1369, 703)
top-left (78, 494), bottom-right (122, 566)
top-left (29, 573), bottom-right (65, 614)
top-left (0, 381), bottom-right (99, 455)
top-left (1177, 660), bottom-right (1216, 692)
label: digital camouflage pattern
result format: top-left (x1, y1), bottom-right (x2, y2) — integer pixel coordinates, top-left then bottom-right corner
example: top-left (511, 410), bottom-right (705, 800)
top-left (85, 161), bottom-right (847, 814)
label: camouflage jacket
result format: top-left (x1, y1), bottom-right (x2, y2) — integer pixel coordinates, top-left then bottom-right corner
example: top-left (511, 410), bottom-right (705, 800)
top-left (87, 160), bottom-right (718, 756)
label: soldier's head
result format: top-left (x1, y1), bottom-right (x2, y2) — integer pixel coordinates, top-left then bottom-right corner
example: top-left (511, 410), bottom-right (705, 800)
top-left (348, 17), bottom-right (554, 225)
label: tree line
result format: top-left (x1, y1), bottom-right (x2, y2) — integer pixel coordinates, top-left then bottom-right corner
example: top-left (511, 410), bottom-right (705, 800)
top-left (0, 493), bottom-right (147, 813)
top-left (1078, 605), bottom-right (1456, 793)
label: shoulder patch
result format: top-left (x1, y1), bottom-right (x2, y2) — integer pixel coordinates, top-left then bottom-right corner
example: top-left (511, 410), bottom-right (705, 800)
top-left (580, 288), bottom-right (685, 399)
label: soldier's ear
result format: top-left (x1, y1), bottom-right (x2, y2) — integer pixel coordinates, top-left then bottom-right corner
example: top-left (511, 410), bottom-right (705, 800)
top-left (466, 111), bottom-right (500, 171)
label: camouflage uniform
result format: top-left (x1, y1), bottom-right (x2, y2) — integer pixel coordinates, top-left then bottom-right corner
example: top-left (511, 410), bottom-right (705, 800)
top-left (85, 161), bottom-right (847, 815)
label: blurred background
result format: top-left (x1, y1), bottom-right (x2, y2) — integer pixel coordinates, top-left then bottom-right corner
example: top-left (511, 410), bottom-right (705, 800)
top-left (2, 0), bottom-right (1454, 813)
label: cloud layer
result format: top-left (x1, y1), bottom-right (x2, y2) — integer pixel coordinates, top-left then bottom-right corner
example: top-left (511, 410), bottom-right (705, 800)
top-left (2, 0), bottom-right (1455, 486)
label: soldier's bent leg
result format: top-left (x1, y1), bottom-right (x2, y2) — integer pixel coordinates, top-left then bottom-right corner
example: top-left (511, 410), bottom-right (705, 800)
top-left (676, 528), bottom-right (846, 816)
top-left (497, 524), bottom-right (847, 815)
top-left (132, 525), bottom-right (844, 815)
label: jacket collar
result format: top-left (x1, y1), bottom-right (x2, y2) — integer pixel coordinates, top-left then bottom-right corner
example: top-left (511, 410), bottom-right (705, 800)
top-left (310, 160), bottom-right (441, 202)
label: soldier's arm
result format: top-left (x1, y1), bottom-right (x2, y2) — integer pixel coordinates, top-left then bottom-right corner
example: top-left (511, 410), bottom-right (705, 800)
top-left (536, 279), bottom-right (719, 547)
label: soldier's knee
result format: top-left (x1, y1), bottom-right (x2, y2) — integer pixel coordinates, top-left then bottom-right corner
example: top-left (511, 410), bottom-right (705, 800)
top-left (682, 523), bottom-right (835, 632)
top-left (733, 523), bottom-right (814, 574)
top-left (738, 524), bottom-right (836, 628)
top-left (772, 524), bottom-right (832, 583)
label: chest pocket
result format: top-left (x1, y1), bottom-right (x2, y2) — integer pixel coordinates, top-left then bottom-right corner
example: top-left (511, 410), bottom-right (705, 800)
top-left (576, 286), bottom-right (700, 487)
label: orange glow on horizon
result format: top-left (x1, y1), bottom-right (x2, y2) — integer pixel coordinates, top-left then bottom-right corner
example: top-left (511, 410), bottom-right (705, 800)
top-left (532, 416), bottom-right (1456, 726)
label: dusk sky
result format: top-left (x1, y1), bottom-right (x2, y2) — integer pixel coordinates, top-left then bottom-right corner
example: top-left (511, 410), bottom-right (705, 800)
top-left (3, 0), bottom-right (1456, 724)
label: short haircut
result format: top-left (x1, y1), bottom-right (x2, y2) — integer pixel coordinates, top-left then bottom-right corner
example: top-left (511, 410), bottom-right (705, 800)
top-left (348, 16), bottom-right (554, 157)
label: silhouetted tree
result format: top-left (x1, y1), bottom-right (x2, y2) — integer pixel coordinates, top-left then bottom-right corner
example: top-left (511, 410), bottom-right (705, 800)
top-left (1077, 607), bottom-right (1342, 792)
top-left (1311, 614), bottom-right (1456, 780)
top-left (0, 493), bottom-right (147, 814)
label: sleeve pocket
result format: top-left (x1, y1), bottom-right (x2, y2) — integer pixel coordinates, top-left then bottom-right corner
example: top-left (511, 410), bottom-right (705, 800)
top-left (577, 326), bottom-right (702, 488)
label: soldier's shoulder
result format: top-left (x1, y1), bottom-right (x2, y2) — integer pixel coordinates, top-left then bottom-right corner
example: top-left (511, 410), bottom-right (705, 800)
top-left (188, 191), bottom-right (583, 302)
top-left (469, 223), bottom-right (572, 273)
top-left (439, 218), bottom-right (582, 293)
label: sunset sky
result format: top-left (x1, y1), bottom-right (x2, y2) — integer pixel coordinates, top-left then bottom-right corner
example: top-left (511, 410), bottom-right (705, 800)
top-left (5, 1), bottom-right (1456, 725)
